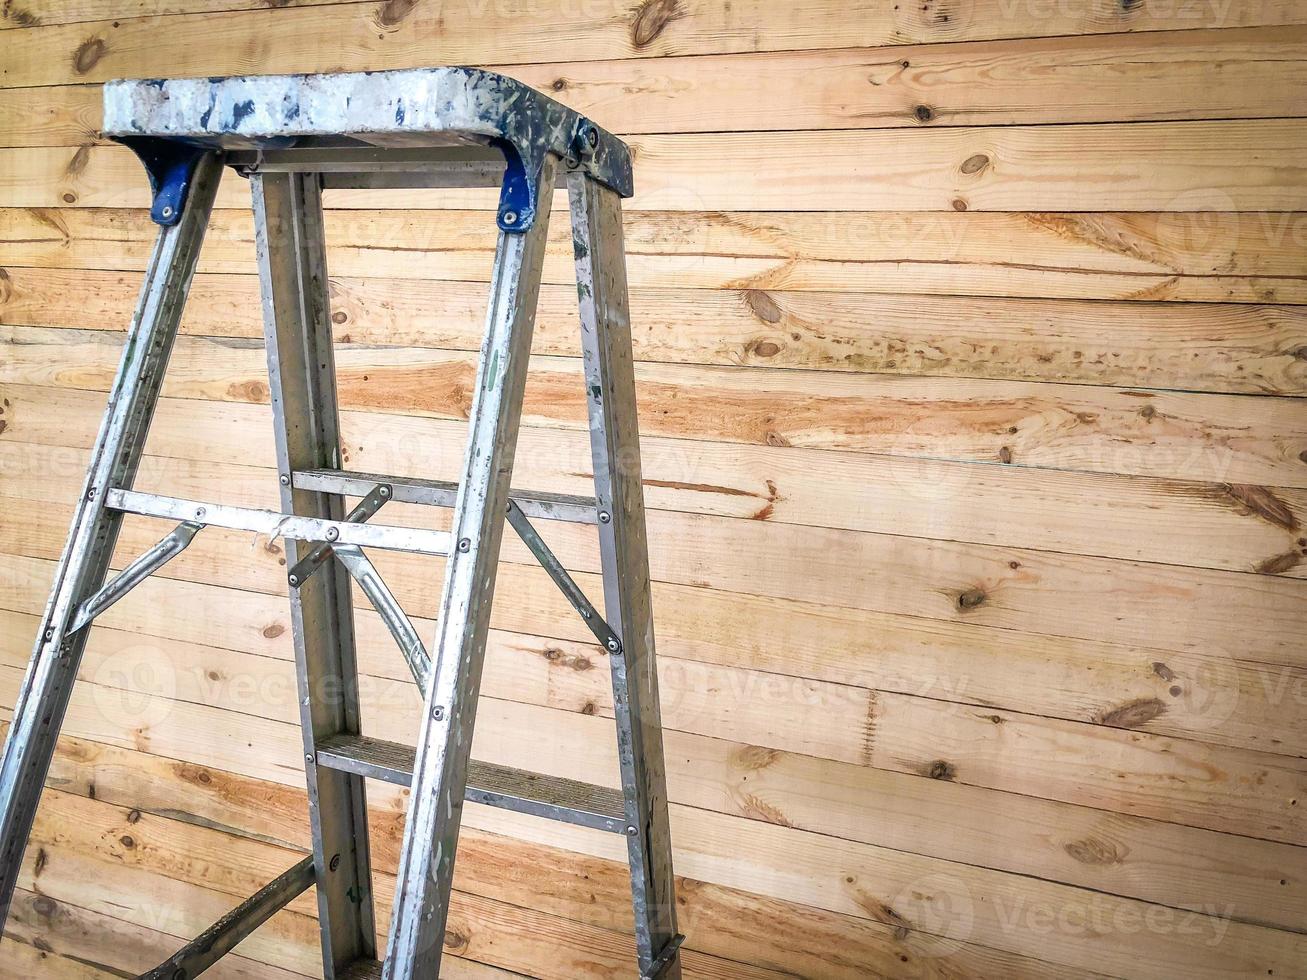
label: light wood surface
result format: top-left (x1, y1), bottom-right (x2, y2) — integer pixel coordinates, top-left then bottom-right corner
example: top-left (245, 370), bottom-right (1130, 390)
top-left (1, 2), bottom-right (1306, 978)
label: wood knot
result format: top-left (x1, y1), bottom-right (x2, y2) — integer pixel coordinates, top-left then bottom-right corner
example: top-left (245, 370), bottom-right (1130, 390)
top-left (65, 144), bottom-right (91, 177)
top-left (1138, 403), bottom-right (1157, 421)
top-left (751, 340), bottom-right (781, 358)
top-left (551, 77), bottom-right (568, 92)
top-left (914, 105), bottom-right (934, 123)
top-left (998, 446), bottom-right (1013, 464)
top-left (631, 0), bottom-right (682, 48)
top-left (118, 834), bottom-right (135, 849)
top-left (1256, 550), bottom-right (1301, 575)
top-left (1095, 697), bottom-right (1165, 729)
top-left (1063, 836), bottom-right (1125, 865)
top-left (262, 623), bottom-right (285, 639)
top-left (72, 36), bottom-right (107, 74)
top-left (952, 198), bottom-right (968, 211)
top-left (732, 745), bottom-right (781, 771)
top-left (374, 0), bottom-right (419, 28)
top-left (924, 759), bottom-right (956, 780)
top-left (960, 153), bottom-right (990, 175)
top-left (743, 288), bottom-right (783, 324)
top-left (957, 588), bottom-right (986, 610)
top-left (1151, 661), bottom-right (1177, 682)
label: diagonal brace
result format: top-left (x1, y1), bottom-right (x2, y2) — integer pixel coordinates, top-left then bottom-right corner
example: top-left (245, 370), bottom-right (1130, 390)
top-left (287, 483), bottom-right (392, 588)
top-left (332, 544), bottom-right (431, 696)
top-left (505, 500), bottom-right (621, 654)
top-left (67, 521), bottom-right (204, 635)
top-left (138, 855), bottom-right (315, 980)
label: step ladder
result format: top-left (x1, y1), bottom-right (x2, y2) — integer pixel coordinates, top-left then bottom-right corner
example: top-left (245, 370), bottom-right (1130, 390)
top-left (0, 68), bottom-right (682, 980)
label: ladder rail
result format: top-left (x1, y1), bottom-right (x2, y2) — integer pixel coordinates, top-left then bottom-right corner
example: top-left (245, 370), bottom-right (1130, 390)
top-left (253, 168), bottom-right (379, 975)
top-left (384, 153), bottom-right (561, 978)
top-left (0, 151), bottom-right (223, 929)
top-left (569, 170), bottom-right (683, 979)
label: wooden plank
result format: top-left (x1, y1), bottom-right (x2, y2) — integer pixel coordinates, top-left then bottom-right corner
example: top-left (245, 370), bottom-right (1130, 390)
top-left (5, 1), bottom-right (1306, 89)
top-left (7, 120), bottom-right (1307, 214)
top-left (0, 0), bottom-right (346, 30)
top-left (7, 265), bottom-right (1307, 395)
top-left (6, 205), bottom-right (1304, 305)
top-left (7, 27), bottom-right (1307, 140)
top-left (6, 386), bottom-right (1307, 586)
top-left (6, 324), bottom-right (1306, 490)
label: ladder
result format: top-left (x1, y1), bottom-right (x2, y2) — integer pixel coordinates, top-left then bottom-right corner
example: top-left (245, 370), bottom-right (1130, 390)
top-left (0, 68), bottom-right (683, 980)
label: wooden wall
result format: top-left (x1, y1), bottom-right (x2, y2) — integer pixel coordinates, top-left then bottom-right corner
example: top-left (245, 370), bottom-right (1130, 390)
top-left (2, 2), bottom-right (1307, 977)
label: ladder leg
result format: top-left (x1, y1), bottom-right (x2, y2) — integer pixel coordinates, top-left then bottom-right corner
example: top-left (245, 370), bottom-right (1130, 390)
top-left (384, 154), bottom-right (559, 979)
top-left (251, 170), bottom-right (377, 975)
top-left (567, 170), bottom-right (682, 979)
top-left (0, 152), bottom-right (223, 929)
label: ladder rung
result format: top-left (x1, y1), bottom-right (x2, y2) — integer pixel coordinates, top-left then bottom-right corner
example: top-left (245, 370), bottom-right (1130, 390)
top-left (106, 489), bottom-right (451, 556)
top-left (315, 734), bottom-right (628, 834)
top-left (293, 469), bottom-right (599, 525)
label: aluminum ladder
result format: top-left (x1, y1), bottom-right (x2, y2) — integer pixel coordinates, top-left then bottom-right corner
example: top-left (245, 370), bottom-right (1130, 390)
top-left (0, 68), bottom-right (683, 980)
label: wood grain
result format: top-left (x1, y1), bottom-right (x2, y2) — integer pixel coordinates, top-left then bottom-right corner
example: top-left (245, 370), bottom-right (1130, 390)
top-left (7, 205), bottom-right (1305, 304)
top-left (5, 0), bottom-right (1306, 87)
top-left (7, 120), bottom-right (1307, 214)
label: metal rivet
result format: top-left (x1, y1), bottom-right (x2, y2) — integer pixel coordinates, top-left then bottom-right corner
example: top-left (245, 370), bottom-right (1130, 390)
top-left (457, 538), bottom-right (471, 553)
top-left (279, 474), bottom-right (290, 486)
top-left (305, 753), bottom-right (314, 764)
top-left (329, 853), bottom-right (341, 872)
top-left (161, 206), bottom-right (174, 219)
top-left (587, 126), bottom-right (599, 148)
top-left (86, 486), bottom-right (97, 500)
top-left (606, 638), bottom-right (620, 652)
top-left (598, 511), bottom-right (611, 524)
top-left (326, 526), bottom-right (339, 541)
top-left (625, 824), bottom-right (638, 836)
top-left (172, 969), bottom-right (186, 980)
top-left (502, 211), bottom-right (518, 225)
top-left (288, 574), bottom-right (300, 587)
top-left (195, 507), bottom-right (206, 519)
top-left (379, 485), bottom-right (391, 498)
top-left (43, 629), bottom-right (54, 641)
top-left (432, 706), bottom-right (445, 721)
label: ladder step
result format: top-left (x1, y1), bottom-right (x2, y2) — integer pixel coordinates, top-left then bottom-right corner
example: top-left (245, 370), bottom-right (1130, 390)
top-left (315, 734), bottom-right (627, 834)
top-left (293, 468), bottom-right (599, 525)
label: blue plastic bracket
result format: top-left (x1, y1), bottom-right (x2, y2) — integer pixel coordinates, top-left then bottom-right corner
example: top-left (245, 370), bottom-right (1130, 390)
top-left (115, 137), bottom-right (212, 226)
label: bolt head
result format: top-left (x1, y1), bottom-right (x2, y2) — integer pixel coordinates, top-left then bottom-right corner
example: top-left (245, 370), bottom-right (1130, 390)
top-left (379, 485), bottom-right (391, 498)
top-left (457, 538), bottom-right (471, 553)
top-left (502, 211), bottom-right (518, 225)
top-left (279, 474), bottom-right (290, 486)
top-left (326, 526), bottom-right (339, 541)
top-left (432, 706), bottom-right (445, 721)
top-left (586, 126), bottom-right (600, 148)
top-left (606, 638), bottom-right (620, 652)
top-left (625, 824), bottom-right (638, 836)
top-left (195, 507), bottom-right (206, 519)
top-left (305, 753), bottom-right (314, 764)
top-left (598, 510), bottom-right (612, 524)
top-left (161, 206), bottom-right (174, 219)
top-left (288, 574), bottom-right (299, 587)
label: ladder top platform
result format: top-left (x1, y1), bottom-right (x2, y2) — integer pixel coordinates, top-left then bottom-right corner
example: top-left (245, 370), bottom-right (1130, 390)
top-left (103, 67), bottom-right (632, 229)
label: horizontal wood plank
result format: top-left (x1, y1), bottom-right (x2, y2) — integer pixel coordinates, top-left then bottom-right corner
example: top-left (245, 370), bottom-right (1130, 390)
top-left (6, 27), bottom-right (1307, 140)
top-left (5, 0), bottom-right (1306, 88)
top-left (5, 120), bottom-right (1307, 214)
top-left (7, 205), bottom-right (1305, 304)
top-left (6, 265), bottom-right (1307, 395)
